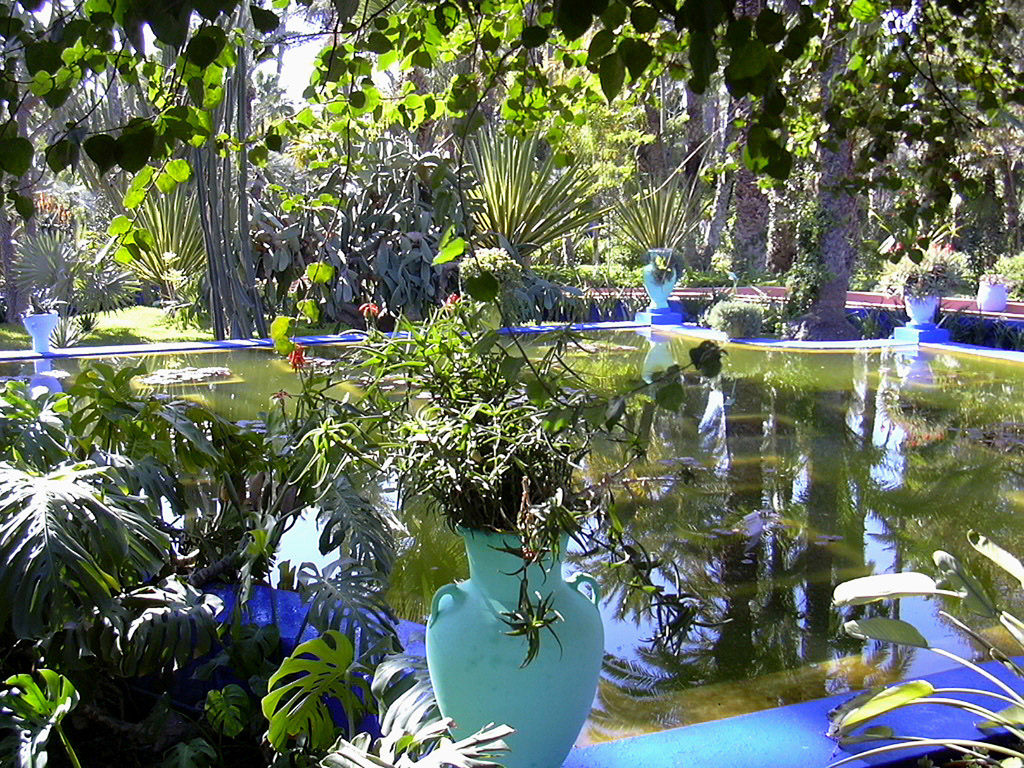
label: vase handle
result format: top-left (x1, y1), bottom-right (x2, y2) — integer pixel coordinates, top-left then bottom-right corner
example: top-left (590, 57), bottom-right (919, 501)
top-left (429, 584), bottom-right (464, 626)
top-left (567, 573), bottom-right (601, 606)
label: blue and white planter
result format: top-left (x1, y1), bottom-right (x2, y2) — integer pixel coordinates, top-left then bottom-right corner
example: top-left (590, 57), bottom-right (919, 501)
top-left (892, 294), bottom-right (949, 344)
top-left (23, 311), bottom-right (59, 354)
top-left (636, 249), bottom-right (683, 325)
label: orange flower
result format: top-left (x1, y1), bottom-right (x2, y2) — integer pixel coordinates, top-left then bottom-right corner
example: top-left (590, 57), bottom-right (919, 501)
top-left (359, 302), bottom-right (380, 318)
top-left (287, 345), bottom-right (306, 370)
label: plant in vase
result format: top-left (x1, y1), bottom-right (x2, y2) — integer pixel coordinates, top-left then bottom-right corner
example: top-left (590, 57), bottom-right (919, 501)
top-left (878, 245), bottom-right (967, 328)
top-left (22, 291), bottom-right (61, 353)
top-left (343, 296), bottom-right (724, 768)
top-left (977, 272), bottom-right (1012, 313)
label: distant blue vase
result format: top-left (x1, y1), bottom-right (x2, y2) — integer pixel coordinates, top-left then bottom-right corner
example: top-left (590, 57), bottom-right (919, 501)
top-left (642, 249), bottom-right (678, 309)
top-left (426, 529), bottom-right (603, 768)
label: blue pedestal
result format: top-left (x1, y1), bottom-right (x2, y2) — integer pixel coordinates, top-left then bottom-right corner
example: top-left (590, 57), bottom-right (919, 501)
top-left (892, 323), bottom-right (950, 344)
top-left (635, 308), bottom-right (683, 325)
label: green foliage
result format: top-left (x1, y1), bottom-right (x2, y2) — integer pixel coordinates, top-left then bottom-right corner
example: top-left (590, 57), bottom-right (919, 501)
top-left (785, 204), bottom-right (832, 319)
top-left (14, 231), bottom-right (139, 345)
top-left (877, 246), bottom-right (969, 299)
top-left (993, 254), bottom-right (1024, 300)
top-left (0, 669), bottom-right (80, 768)
top-left (613, 174), bottom-right (705, 256)
top-left (460, 247), bottom-right (530, 323)
top-left (704, 301), bottom-right (764, 339)
top-left (262, 630), bottom-right (370, 752)
top-left (128, 188), bottom-right (207, 306)
top-left (467, 132), bottom-right (599, 261)
top-left (0, 461), bottom-right (167, 640)
top-left (204, 684), bottom-right (251, 738)
top-left (829, 533), bottom-right (1024, 766)
top-left (160, 738), bottom-right (216, 768)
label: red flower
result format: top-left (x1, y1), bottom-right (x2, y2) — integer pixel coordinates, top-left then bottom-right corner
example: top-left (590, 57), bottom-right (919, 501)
top-left (359, 302), bottom-right (380, 319)
top-left (443, 293), bottom-right (460, 308)
top-left (287, 345), bottom-right (306, 370)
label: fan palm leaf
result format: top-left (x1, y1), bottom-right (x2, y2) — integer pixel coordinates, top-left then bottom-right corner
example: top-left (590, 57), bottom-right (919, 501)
top-left (467, 132), bottom-right (600, 261)
top-left (0, 461), bottom-right (168, 639)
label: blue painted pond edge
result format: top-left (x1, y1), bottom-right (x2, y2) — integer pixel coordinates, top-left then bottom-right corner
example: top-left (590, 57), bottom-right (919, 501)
top-left (5, 319), bottom-right (1024, 368)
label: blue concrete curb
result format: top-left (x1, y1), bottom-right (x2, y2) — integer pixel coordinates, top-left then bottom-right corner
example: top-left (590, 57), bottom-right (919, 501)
top-left (566, 657), bottom-right (1024, 768)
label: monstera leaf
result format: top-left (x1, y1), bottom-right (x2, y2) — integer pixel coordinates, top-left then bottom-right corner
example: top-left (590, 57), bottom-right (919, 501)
top-left (261, 630), bottom-right (369, 751)
top-left (0, 669), bottom-right (79, 768)
top-left (0, 461), bottom-right (167, 639)
top-left (297, 560), bottom-right (398, 658)
top-left (204, 685), bottom-right (250, 738)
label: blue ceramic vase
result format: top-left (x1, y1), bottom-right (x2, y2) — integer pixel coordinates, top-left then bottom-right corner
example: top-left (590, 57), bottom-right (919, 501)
top-left (426, 529), bottom-right (603, 768)
top-left (642, 249), bottom-right (678, 309)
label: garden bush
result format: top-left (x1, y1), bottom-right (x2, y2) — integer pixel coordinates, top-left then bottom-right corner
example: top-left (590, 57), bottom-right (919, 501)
top-left (992, 253), bottom-right (1024, 299)
top-left (705, 300), bottom-right (764, 338)
top-left (877, 246), bottom-right (969, 298)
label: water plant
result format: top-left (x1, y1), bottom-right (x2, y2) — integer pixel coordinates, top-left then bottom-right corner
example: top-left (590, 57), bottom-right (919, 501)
top-left (829, 532), bottom-right (1024, 766)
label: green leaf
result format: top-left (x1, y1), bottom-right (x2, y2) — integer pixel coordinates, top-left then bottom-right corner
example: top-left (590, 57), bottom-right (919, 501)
top-left (619, 38), bottom-right (653, 81)
top-left (850, 0), bottom-right (880, 22)
top-left (366, 31), bottom-right (391, 54)
top-left (204, 684), bottom-right (250, 738)
top-left (433, 229), bottom-right (466, 265)
top-left (12, 193), bottom-right (34, 220)
top-left (185, 28), bottom-right (226, 68)
top-left (297, 299), bottom-right (320, 323)
top-left (599, 52), bottom-right (625, 101)
top-left (155, 170), bottom-right (179, 194)
top-left (843, 617), bottom-right (929, 648)
top-left (933, 550), bottom-right (997, 618)
top-left (44, 139), bottom-right (76, 174)
top-left (116, 124), bottom-right (156, 173)
top-left (261, 631), bottom-right (367, 751)
top-left (0, 669), bottom-right (79, 768)
top-left (755, 9), bottom-right (786, 44)
top-left (729, 39), bottom-right (770, 79)
top-left (978, 703), bottom-right (1024, 729)
top-left (655, 380), bottom-right (685, 411)
top-left (521, 25), bottom-right (548, 48)
top-left (526, 378), bottom-right (548, 406)
top-left (249, 5), bottom-right (279, 32)
top-left (588, 29), bottom-right (615, 61)
top-left (689, 340), bottom-right (724, 378)
top-left (166, 158), bottom-right (191, 182)
top-left (305, 262), bottom-right (335, 283)
top-left (108, 215), bottom-right (132, 236)
top-left (269, 315), bottom-right (294, 355)
top-left (969, 531), bottom-right (1024, 589)
top-left (688, 32), bottom-right (717, 93)
top-left (0, 137), bottom-right (33, 177)
top-left (160, 738), bottom-right (216, 768)
top-left (463, 272), bottom-right (499, 302)
top-left (630, 5), bottom-right (658, 33)
top-left (832, 572), bottom-right (956, 606)
top-left (84, 134), bottom-right (119, 175)
top-left (832, 681), bottom-right (934, 736)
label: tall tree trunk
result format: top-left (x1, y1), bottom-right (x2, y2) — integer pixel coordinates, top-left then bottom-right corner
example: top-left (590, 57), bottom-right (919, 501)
top-left (0, 206), bottom-right (23, 320)
top-left (730, 0), bottom-right (769, 275)
top-left (700, 87), bottom-right (733, 270)
top-left (637, 81), bottom-right (668, 180)
top-left (766, 184), bottom-right (796, 274)
top-left (791, 20), bottom-right (859, 340)
top-left (1001, 153), bottom-right (1020, 254)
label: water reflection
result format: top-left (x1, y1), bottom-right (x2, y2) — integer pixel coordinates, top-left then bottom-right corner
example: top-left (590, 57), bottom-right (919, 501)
top-left (11, 334), bottom-right (1024, 742)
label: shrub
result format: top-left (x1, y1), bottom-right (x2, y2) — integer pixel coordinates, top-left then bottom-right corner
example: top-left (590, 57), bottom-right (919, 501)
top-left (704, 300), bottom-right (764, 338)
top-left (992, 253), bottom-right (1024, 299)
top-left (460, 247), bottom-right (531, 322)
top-left (877, 246), bottom-right (969, 298)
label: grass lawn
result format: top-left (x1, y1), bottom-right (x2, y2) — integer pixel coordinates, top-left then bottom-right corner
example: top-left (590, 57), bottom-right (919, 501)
top-left (0, 306), bottom-right (214, 351)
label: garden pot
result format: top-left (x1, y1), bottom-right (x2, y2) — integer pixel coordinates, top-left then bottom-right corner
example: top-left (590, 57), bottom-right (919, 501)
top-left (903, 295), bottom-right (940, 327)
top-left (977, 283), bottom-right (1008, 313)
top-left (22, 311), bottom-right (59, 353)
top-left (642, 248), bottom-right (678, 309)
top-left (426, 529), bottom-right (603, 768)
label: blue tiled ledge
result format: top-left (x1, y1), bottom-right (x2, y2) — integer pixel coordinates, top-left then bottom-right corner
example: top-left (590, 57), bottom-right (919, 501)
top-left (565, 658), bottom-right (1024, 768)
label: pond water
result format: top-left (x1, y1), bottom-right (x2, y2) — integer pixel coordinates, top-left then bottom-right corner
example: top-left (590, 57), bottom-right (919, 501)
top-left (7, 330), bottom-right (1024, 743)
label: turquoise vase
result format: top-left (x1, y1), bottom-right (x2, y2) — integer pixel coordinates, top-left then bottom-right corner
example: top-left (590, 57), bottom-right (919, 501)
top-left (642, 249), bottom-right (678, 309)
top-left (426, 529), bottom-right (603, 768)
